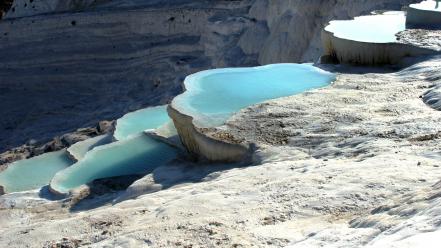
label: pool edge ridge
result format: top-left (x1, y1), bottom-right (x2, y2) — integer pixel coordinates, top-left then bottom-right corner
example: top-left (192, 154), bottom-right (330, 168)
top-left (321, 28), bottom-right (438, 65)
top-left (66, 134), bottom-right (115, 162)
top-left (48, 177), bottom-right (93, 199)
top-left (406, 5), bottom-right (441, 28)
top-left (48, 178), bottom-right (73, 197)
top-left (167, 105), bottom-right (251, 163)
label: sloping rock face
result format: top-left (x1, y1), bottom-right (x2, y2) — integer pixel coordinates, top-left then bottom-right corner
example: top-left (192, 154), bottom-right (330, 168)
top-left (0, 0), bottom-right (417, 151)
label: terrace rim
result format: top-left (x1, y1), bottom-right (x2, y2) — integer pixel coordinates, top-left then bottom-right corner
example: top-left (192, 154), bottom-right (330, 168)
top-left (321, 28), bottom-right (437, 65)
top-left (406, 5), bottom-right (441, 28)
top-left (168, 64), bottom-right (336, 163)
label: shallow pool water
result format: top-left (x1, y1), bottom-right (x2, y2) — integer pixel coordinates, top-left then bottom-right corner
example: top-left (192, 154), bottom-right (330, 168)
top-left (2, 64), bottom-right (335, 194)
top-left (48, 105), bottom-right (174, 194)
top-left (114, 105), bottom-right (170, 141)
top-left (67, 134), bottom-right (113, 161)
top-left (0, 150), bottom-right (73, 193)
top-left (172, 63), bottom-right (335, 127)
top-left (325, 11), bottom-right (406, 43)
top-left (50, 134), bottom-right (178, 194)
top-left (411, 1), bottom-right (441, 11)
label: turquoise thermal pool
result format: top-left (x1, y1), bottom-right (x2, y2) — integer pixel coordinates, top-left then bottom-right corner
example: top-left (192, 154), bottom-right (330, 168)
top-left (0, 150), bottom-right (73, 193)
top-left (1, 65), bottom-right (335, 194)
top-left (325, 12), bottom-right (406, 43)
top-left (114, 105), bottom-right (170, 141)
top-left (410, 1), bottom-right (441, 11)
top-left (50, 105), bottom-right (176, 194)
top-left (50, 134), bottom-right (178, 194)
top-left (171, 63), bottom-right (336, 127)
top-left (0, 105), bottom-right (175, 195)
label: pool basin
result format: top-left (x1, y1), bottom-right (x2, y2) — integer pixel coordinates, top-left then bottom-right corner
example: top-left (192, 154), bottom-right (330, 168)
top-left (49, 133), bottom-right (178, 194)
top-left (114, 105), bottom-right (170, 141)
top-left (322, 11), bottom-right (436, 65)
top-left (169, 64), bottom-right (336, 162)
top-left (0, 150), bottom-right (73, 193)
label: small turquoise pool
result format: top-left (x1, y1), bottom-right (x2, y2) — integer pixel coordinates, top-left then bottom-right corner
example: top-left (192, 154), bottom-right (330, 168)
top-left (114, 105), bottom-right (170, 141)
top-left (0, 150), bottom-right (73, 193)
top-left (325, 12), bottom-right (406, 43)
top-left (50, 134), bottom-right (178, 194)
top-left (411, 0), bottom-right (441, 11)
top-left (172, 64), bottom-right (335, 127)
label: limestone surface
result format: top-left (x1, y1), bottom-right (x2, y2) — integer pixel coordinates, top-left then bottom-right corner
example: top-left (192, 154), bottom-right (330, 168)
top-left (1, 54), bottom-right (441, 247)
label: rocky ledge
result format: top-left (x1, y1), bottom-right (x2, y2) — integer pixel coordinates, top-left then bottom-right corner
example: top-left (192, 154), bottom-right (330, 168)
top-left (0, 120), bottom-right (114, 171)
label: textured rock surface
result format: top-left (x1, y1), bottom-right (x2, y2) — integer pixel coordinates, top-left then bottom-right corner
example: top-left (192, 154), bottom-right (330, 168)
top-left (167, 105), bottom-right (251, 163)
top-left (397, 28), bottom-right (441, 51)
top-left (1, 56), bottom-right (441, 247)
top-left (0, 120), bottom-right (114, 168)
top-left (0, 0), bottom-right (417, 151)
top-left (2, 1), bottom-right (441, 247)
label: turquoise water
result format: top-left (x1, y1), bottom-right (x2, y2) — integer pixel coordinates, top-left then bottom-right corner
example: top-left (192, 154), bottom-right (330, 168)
top-left (50, 134), bottom-right (178, 193)
top-left (411, 1), bottom-right (441, 11)
top-left (172, 64), bottom-right (335, 127)
top-left (0, 150), bottom-right (73, 193)
top-left (2, 64), bottom-right (334, 194)
top-left (1, 106), bottom-right (173, 194)
top-left (325, 12), bottom-right (406, 43)
top-left (67, 134), bottom-right (113, 160)
top-left (114, 105), bottom-right (170, 141)
top-left (47, 106), bottom-right (173, 194)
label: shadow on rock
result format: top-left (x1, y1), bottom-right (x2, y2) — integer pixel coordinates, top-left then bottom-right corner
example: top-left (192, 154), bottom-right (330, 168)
top-left (69, 175), bottom-right (143, 212)
top-left (112, 157), bottom-right (256, 205)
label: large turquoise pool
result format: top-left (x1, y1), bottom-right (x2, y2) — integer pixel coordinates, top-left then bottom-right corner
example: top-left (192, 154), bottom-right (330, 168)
top-left (171, 63), bottom-right (335, 127)
top-left (0, 150), bottom-right (73, 193)
top-left (325, 12), bottom-right (406, 43)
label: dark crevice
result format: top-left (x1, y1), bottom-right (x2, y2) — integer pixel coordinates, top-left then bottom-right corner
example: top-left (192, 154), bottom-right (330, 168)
top-left (0, 0), bottom-right (13, 19)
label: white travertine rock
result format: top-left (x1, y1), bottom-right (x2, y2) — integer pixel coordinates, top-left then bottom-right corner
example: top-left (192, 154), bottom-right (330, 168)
top-left (2, 56), bottom-right (441, 247)
top-left (321, 28), bottom-right (437, 65)
top-left (167, 105), bottom-right (251, 163)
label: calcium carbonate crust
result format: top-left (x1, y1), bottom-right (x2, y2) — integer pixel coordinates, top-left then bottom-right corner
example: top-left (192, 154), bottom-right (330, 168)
top-left (321, 28), bottom-right (437, 65)
top-left (167, 105), bottom-right (252, 163)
